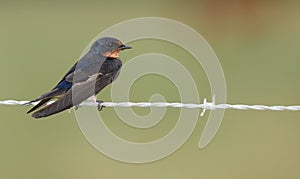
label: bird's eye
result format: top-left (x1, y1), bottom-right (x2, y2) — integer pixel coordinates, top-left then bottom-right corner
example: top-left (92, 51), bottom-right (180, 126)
top-left (108, 42), bottom-right (113, 47)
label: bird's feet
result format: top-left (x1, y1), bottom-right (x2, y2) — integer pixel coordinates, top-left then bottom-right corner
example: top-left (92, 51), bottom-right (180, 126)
top-left (74, 104), bottom-right (81, 110)
top-left (96, 100), bottom-right (105, 111)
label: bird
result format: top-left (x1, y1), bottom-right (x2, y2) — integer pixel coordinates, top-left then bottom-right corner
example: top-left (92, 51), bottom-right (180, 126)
top-left (27, 37), bottom-right (131, 118)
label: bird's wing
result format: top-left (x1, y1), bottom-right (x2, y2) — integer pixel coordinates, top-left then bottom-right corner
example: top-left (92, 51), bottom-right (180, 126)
top-left (61, 55), bottom-right (105, 84)
top-left (31, 71), bottom-right (116, 118)
top-left (26, 88), bottom-right (62, 113)
top-left (26, 65), bottom-right (77, 113)
top-left (27, 55), bottom-right (105, 113)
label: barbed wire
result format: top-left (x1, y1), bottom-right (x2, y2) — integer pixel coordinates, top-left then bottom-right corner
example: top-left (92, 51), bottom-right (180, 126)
top-left (1, 99), bottom-right (300, 116)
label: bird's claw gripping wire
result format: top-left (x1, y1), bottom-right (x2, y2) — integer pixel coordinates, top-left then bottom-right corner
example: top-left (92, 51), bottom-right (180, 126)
top-left (96, 100), bottom-right (105, 111)
top-left (74, 104), bottom-right (81, 110)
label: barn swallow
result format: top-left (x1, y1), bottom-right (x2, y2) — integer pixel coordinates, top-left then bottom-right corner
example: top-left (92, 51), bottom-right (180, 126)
top-left (27, 37), bottom-right (131, 118)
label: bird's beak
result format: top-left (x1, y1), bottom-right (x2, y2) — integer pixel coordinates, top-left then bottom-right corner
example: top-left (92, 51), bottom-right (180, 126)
top-left (119, 45), bottom-right (132, 50)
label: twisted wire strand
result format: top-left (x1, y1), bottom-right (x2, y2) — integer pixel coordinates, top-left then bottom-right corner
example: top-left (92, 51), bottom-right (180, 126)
top-left (1, 99), bottom-right (300, 111)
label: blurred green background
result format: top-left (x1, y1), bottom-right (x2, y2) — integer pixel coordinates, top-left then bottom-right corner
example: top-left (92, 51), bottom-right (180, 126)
top-left (1, 0), bottom-right (300, 178)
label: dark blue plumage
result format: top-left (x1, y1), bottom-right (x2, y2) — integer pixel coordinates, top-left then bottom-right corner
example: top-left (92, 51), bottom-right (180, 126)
top-left (56, 80), bottom-right (72, 91)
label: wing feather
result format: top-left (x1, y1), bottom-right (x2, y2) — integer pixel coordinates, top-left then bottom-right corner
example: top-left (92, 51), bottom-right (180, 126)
top-left (31, 72), bottom-right (115, 118)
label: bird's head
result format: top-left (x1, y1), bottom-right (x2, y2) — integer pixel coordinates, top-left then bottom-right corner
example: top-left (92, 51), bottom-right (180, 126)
top-left (89, 37), bottom-right (131, 58)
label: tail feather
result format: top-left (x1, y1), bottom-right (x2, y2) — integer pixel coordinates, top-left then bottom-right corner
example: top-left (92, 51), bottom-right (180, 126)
top-left (27, 98), bottom-right (51, 114)
top-left (32, 92), bottom-right (73, 118)
top-left (30, 88), bottom-right (61, 102)
top-left (27, 88), bottom-right (64, 114)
